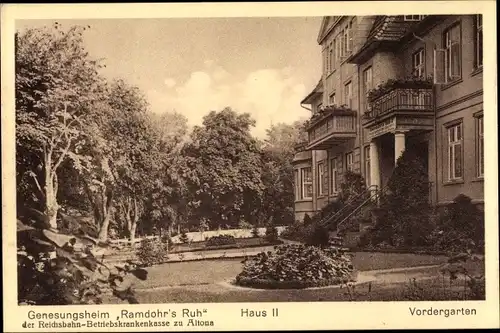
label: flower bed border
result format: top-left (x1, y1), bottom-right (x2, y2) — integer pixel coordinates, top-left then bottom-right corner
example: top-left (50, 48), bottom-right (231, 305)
top-left (235, 270), bottom-right (358, 290)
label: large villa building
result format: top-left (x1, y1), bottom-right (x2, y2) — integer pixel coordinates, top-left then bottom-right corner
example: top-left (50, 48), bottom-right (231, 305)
top-left (294, 15), bottom-right (483, 222)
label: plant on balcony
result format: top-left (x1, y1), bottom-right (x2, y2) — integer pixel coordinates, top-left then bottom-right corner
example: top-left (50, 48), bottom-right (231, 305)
top-left (308, 104), bottom-right (354, 129)
top-left (367, 76), bottom-right (433, 103)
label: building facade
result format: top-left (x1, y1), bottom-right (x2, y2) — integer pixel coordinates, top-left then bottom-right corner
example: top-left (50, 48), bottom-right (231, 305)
top-left (294, 15), bottom-right (483, 222)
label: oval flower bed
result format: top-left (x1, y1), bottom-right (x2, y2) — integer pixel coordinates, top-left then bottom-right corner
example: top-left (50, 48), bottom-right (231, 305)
top-left (235, 244), bottom-right (357, 289)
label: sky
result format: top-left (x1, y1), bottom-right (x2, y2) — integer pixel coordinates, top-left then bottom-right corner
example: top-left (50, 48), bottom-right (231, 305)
top-left (17, 17), bottom-right (322, 138)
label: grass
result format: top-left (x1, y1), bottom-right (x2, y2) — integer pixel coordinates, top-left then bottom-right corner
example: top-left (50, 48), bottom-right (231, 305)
top-left (102, 252), bottom-right (484, 304)
top-left (121, 252), bottom-right (449, 290)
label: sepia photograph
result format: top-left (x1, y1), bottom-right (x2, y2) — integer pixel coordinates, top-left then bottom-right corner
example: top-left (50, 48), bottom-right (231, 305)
top-left (2, 1), bottom-right (498, 331)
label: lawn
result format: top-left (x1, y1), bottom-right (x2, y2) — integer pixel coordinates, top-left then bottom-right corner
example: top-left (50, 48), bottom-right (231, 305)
top-left (136, 252), bottom-right (448, 289)
top-left (103, 252), bottom-right (485, 303)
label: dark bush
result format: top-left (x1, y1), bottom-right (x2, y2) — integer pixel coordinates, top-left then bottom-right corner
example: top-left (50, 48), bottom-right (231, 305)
top-left (264, 224), bottom-right (279, 242)
top-left (430, 194), bottom-right (484, 253)
top-left (205, 234), bottom-right (236, 247)
top-left (137, 238), bottom-right (169, 266)
top-left (306, 224), bottom-right (330, 248)
top-left (363, 150), bottom-right (433, 248)
top-left (178, 230), bottom-right (189, 244)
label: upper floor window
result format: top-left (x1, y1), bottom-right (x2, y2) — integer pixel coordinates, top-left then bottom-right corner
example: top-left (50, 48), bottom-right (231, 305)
top-left (443, 23), bottom-right (462, 82)
top-left (344, 81), bottom-right (352, 108)
top-left (362, 67), bottom-right (373, 112)
top-left (447, 122), bottom-right (463, 181)
top-left (346, 152), bottom-right (354, 172)
top-left (340, 21), bottom-right (353, 59)
top-left (404, 15), bottom-right (427, 21)
top-left (329, 93), bottom-right (336, 106)
top-left (474, 15), bottom-right (483, 69)
top-left (412, 48), bottom-right (425, 78)
top-left (330, 40), bottom-right (336, 72)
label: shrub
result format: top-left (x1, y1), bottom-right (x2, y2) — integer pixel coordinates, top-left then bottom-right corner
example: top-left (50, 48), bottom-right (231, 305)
top-left (205, 234), bottom-right (236, 247)
top-left (280, 220), bottom-right (315, 243)
top-left (178, 230), bottom-right (189, 244)
top-left (303, 213), bottom-right (312, 226)
top-left (264, 224), bottom-right (279, 242)
top-left (235, 244), bottom-right (356, 289)
top-left (430, 194), bottom-right (484, 253)
top-left (306, 224), bottom-right (330, 248)
top-left (364, 150), bottom-right (433, 248)
top-left (136, 238), bottom-right (169, 267)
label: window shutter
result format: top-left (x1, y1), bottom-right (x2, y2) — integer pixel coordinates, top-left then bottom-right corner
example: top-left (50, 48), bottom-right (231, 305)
top-left (433, 49), bottom-right (446, 84)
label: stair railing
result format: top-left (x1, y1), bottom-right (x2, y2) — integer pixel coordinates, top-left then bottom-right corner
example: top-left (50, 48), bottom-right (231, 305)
top-left (318, 185), bottom-right (379, 229)
top-left (335, 184), bottom-right (389, 234)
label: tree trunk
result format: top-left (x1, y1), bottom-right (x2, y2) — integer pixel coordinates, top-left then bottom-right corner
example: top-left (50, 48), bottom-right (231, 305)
top-left (44, 153), bottom-right (59, 231)
top-left (97, 188), bottom-right (113, 242)
top-left (98, 210), bottom-right (112, 241)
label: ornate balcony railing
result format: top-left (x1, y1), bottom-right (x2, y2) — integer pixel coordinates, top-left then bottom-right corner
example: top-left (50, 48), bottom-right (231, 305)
top-left (364, 84), bottom-right (434, 123)
top-left (306, 106), bottom-right (357, 150)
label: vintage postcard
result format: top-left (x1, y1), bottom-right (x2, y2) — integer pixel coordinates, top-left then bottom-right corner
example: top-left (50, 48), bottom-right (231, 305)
top-left (2, 1), bottom-right (499, 331)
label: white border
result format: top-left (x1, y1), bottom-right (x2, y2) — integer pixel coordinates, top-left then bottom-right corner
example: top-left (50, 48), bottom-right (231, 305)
top-left (2, 2), bottom-right (498, 331)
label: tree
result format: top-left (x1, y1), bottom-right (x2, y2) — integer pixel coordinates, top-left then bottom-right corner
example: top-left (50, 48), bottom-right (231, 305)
top-left (257, 121), bottom-right (308, 226)
top-left (16, 24), bottom-right (105, 230)
top-left (182, 108), bottom-right (264, 229)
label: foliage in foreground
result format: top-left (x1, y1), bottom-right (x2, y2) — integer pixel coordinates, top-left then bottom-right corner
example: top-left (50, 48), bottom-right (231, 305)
top-left (18, 222), bottom-right (147, 305)
top-left (235, 244), bottom-right (355, 288)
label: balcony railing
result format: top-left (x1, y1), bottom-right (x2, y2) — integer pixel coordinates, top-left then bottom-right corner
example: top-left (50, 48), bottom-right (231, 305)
top-left (364, 87), bottom-right (433, 121)
top-left (306, 106), bottom-right (357, 149)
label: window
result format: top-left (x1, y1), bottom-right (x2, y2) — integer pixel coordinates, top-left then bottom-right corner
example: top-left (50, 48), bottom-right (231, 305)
top-left (301, 167), bottom-right (313, 199)
top-left (476, 116), bottom-right (484, 177)
top-left (294, 169), bottom-right (300, 200)
top-left (325, 47), bottom-right (330, 74)
top-left (412, 48), bottom-right (425, 78)
top-left (340, 21), bottom-right (353, 59)
top-left (330, 158), bottom-right (338, 194)
top-left (329, 93), bottom-right (336, 105)
top-left (346, 152), bottom-right (354, 172)
top-left (344, 81), bottom-right (352, 108)
top-left (318, 162), bottom-right (328, 196)
top-left (364, 146), bottom-right (371, 186)
top-left (404, 15), bottom-right (427, 21)
top-left (474, 15), bottom-right (483, 69)
top-left (331, 39), bottom-right (336, 71)
top-left (362, 67), bottom-right (373, 112)
top-left (444, 23), bottom-right (461, 82)
top-left (447, 122), bottom-right (463, 181)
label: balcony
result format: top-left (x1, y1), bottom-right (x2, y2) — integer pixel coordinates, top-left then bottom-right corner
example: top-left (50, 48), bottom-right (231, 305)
top-left (306, 105), bottom-right (357, 150)
top-left (363, 78), bottom-right (435, 139)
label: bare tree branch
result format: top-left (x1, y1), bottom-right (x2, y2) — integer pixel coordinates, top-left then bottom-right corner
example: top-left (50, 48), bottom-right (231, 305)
top-left (26, 171), bottom-right (46, 199)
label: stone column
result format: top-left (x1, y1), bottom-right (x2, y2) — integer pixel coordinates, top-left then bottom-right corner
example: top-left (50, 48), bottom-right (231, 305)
top-left (394, 131), bottom-right (406, 164)
top-left (369, 140), bottom-right (381, 190)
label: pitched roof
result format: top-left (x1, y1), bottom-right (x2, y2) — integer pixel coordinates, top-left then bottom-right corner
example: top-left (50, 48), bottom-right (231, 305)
top-left (301, 79), bottom-right (323, 105)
